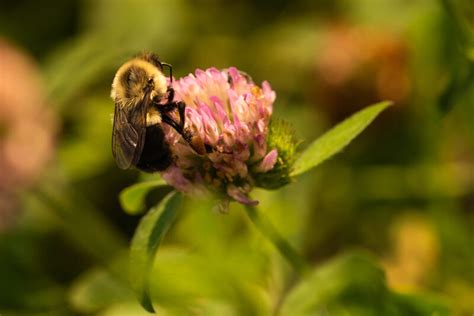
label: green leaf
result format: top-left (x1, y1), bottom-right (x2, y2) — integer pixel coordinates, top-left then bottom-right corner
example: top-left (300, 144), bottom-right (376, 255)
top-left (70, 265), bottom-right (133, 313)
top-left (245, 205), bottom-right (309, 275)
top-left (279, 252), bottom-right (449, 316)
top-left (130, 191), bottom-right (182, 313)
top-left (291, 101), bottom-right (392, 177)
top-left (119, 178), bottom-right (168, 215)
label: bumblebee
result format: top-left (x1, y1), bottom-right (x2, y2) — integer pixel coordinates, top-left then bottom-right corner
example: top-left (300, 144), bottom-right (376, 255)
top-left (111, 52), bottom-right (201, 172)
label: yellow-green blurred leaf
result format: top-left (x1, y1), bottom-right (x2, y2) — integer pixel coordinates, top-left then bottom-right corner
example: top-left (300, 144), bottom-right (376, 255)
top-left (70, 266), bottom-right (133, 313)
top-left (119, 178), bottom-right (168, 215)
top-left (130, 192), bottom-right (182, 313)
top-left (291, 101), bottom-right (392, 177)
top-left (279, 252), bottom-right (449, 316)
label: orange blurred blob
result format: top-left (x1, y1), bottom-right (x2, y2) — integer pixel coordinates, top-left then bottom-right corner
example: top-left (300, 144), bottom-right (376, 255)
top-left (0, 39), bottom-right (57, 230)
top-left (315, 23), bottom-right (411, 122)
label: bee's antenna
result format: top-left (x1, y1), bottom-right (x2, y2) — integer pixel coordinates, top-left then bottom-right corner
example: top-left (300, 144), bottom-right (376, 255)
top-left (161, 62), bottom-right (173, 84)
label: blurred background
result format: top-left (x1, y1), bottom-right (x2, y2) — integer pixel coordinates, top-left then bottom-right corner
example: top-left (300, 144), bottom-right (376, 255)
top-left (0, 0), bottom-right (472, 315)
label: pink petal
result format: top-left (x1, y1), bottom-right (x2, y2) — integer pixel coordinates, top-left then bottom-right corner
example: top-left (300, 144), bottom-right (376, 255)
top-left (227, 185), bottom-right (259, 206)
top-left (255, 149), bottom-right (278, 173)
top-left (162, 167), bottom-right (192, 192)
top-left (165, 66), bottom-right (279, 204)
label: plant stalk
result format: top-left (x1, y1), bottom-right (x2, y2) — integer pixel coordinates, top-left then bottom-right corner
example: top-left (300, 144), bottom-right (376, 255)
top-left (245, 205), bottom-right (309, 276)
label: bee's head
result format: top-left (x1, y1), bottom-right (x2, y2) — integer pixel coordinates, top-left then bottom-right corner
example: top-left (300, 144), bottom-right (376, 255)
top-left (111, 59), bottom-right (168, 105)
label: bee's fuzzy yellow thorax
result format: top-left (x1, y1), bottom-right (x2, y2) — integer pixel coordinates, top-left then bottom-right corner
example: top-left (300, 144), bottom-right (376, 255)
top-left (111, 59), bottom-right (168, 106)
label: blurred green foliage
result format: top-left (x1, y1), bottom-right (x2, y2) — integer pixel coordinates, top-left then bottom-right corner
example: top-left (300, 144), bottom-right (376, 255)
top-left (0, 0), bottom-right (472, 315)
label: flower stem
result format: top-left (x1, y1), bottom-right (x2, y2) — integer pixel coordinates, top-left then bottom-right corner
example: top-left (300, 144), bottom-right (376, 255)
top-left (244, 205), bottom-right (309, 276)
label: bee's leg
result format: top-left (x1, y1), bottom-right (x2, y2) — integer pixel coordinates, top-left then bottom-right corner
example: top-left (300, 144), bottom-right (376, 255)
top-left (161, 114), bottom-right (191, 142)
top-left (157, 101), bottom-right (186, 129)
top-left (174, 101), bottom-right (194, 143)
top-left (162, 102), bottom-right (213, 154)
top-left (176, 101), bottom-right (186, 129)
top-left (155, 100), bottom-right (189, 140)
top-left (157, 102), bottom-right (177, 113)
top-left (166, 87), bottom-right (175, 103)
top-left (161, 114), bottom-right (181, 132)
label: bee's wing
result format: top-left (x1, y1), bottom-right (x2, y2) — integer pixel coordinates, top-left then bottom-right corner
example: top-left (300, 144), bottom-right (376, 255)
top-left (112, 99), bottom-right (148, 169)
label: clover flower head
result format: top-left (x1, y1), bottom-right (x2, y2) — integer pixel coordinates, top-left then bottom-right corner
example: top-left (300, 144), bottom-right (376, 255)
top-left (160, 67), bottom-right (294, 207)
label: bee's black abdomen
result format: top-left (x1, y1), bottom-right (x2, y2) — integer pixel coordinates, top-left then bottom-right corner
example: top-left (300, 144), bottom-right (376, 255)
top-left (136, 124), bottom-right (173, 172)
